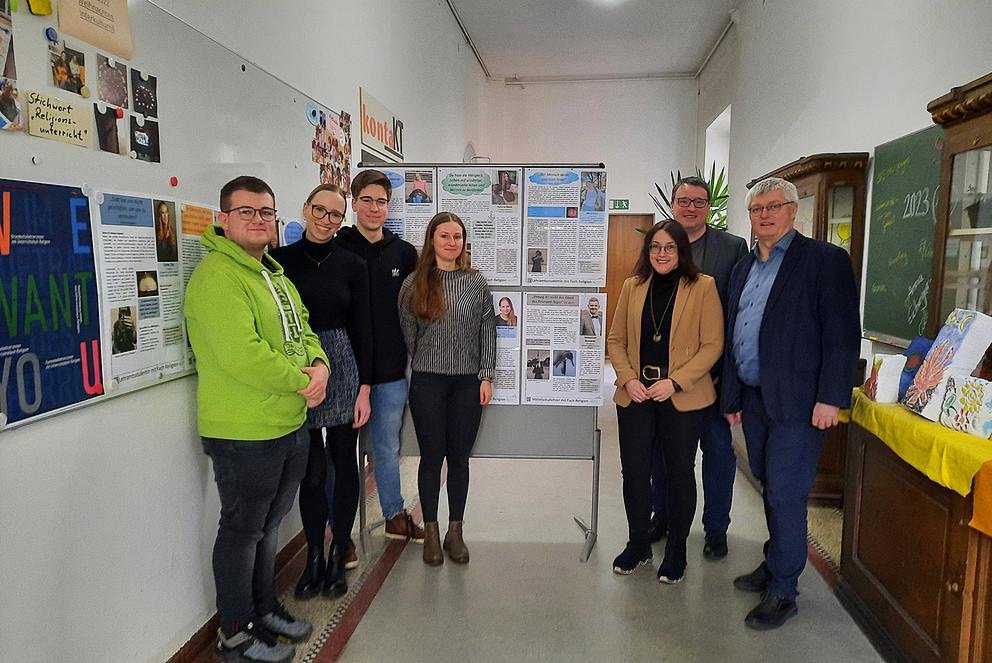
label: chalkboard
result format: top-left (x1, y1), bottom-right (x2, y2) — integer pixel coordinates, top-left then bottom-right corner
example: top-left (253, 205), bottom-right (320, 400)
top-left (863, 125), bottom-right (944, 346)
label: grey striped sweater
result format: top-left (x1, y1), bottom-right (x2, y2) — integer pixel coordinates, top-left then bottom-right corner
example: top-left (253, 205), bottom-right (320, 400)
top-left (398, 269), bottom-right (497, 381)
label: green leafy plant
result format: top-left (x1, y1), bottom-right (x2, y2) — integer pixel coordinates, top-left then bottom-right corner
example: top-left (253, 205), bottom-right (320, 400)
top-left (649, 163), bottom-right (729, 231)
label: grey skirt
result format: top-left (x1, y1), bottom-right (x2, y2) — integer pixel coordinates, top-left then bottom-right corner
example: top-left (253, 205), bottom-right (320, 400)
top-left (307, 327), bottom-right (359, 428)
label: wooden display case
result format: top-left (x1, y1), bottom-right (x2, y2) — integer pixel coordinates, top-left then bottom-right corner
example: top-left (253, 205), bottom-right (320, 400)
top-left (840, 423), bottom-right (992, 663)
top-left (927, 72), bottom-right (992, 334)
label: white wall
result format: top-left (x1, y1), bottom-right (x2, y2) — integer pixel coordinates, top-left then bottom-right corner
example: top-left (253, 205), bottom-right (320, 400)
top-left (479, 78), bottom-right (699, 215)
top-left (0, 2), bottom-right (485, 662)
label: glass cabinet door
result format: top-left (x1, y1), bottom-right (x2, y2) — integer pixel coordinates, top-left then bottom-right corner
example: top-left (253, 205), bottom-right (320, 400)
top-left (796, 193), bottom-right (816, 238)
top-left (827, 185), bottom-right (854, 252)
top-left (939, 145), bottom-right (992, 321)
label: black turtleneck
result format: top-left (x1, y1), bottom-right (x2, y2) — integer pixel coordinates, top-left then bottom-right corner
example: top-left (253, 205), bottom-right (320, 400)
top-left (639, 269), bottom-right (680, 380)
top-left (270, 236), bottom-right (373, 384)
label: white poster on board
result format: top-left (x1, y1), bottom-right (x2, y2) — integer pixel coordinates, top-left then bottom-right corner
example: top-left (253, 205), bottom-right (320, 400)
top-left (521, 291), bottom-right (605, 406)
top-left (353, 166), bottom-right (436, 248)
top-left (178, 203), bottom-right (215, 368)
top-left (491, 291), bottom-right (522, 405)
top-left (438, 167), bottom-right (522, 285)
top-left (523, 168), bottom-right (608, 287)
top-left (93, 192), bottom-right (189, 391)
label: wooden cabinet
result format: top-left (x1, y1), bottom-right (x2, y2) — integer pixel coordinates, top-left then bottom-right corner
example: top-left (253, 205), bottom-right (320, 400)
top-left (840, 423), bottom-right (992, 663)
top-left (745, 154), bottom-right (869, 506)
top-left (927, 72), bottom-right (992, 335)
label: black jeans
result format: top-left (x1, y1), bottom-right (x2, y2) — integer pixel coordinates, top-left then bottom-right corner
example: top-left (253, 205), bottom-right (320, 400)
top-left (298, 425), bottom-right (360, 552)
top-left (408, 372), bottom-right (483, 522)
top-left (202, 429), bottom-right (308, 635)
top-left (616, 399), bottom-right (704, 560)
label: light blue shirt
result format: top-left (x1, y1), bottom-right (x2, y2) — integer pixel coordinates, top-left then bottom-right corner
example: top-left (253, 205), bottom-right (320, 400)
top-left (732, 230), bottom-right (797, 386)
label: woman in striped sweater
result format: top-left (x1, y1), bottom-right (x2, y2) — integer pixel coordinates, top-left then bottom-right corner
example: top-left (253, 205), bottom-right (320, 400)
top-left (399, 212), bottom-right (497, 566)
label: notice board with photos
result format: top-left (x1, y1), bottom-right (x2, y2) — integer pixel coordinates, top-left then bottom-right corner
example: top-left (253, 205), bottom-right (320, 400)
top-left (0, 0), bottom-right (350, 428)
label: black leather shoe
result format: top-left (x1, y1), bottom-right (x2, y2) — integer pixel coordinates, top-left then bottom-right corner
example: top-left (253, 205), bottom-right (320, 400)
top-left (733, 561), bottom-right (771, 593)
top-left (703, 533), bottom-right (728, 560)
top-left (294, 547), bottom-right (325, 599)
top-left (745, 593), bottom-right (797, 630)
top-left (322, 544), bottom-right (348, 598)
top-left (647, 515), bottom-right (667, 544)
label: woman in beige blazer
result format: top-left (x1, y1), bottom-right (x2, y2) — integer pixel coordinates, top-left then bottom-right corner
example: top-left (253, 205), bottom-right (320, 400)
top-left (606, 219), bottom-right (724, 583)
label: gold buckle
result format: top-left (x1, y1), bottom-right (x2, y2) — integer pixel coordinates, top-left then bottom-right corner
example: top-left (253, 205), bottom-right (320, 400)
top-left (641, 365), bottom-right (663, 381)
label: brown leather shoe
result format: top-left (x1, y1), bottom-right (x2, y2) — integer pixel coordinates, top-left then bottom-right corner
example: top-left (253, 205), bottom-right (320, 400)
top-left (344, 538), bottom-right (359, 570)
top-left (423, 522), bottom-right (443, 566)
top-left (406, 514), bottom-right (425, 544)
top-left (384, 513), bottom-right (410, 541)
top-left (443, 521), bottom-right (470, 564)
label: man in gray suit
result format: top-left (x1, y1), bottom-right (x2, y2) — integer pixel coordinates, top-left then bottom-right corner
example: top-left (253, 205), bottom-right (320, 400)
top-left (650, 175), bottom-right (748, 560)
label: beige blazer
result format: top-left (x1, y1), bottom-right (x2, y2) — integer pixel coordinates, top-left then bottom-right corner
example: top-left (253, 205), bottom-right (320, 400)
top-left (607, 274), bottom-right (724, 410)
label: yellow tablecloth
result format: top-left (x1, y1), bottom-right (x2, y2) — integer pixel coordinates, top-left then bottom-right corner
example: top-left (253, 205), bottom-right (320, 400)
top-left (850, 389), bottom-right (992, 536)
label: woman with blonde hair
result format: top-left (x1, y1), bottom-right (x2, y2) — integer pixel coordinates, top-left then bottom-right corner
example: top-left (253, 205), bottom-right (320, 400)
top-left (399, 212), bottom-right (496, 566)
top-left (495, 296), bottom-right (517, 326)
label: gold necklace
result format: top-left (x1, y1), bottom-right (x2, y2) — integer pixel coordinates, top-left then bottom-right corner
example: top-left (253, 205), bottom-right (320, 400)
top-left (648, 278), bottom-right (677, 343)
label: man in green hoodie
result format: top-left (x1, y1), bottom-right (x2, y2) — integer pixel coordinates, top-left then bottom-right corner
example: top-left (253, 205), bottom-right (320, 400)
top-left (185, 176), bottom-right (330, 663)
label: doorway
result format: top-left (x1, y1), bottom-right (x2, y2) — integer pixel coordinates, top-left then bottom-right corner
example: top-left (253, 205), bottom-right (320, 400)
top-left (604, 213), bottom-right (654, 355)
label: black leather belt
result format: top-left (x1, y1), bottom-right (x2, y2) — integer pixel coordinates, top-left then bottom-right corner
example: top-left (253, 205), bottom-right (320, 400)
top-left (641, 364), bottom-right (667, 382)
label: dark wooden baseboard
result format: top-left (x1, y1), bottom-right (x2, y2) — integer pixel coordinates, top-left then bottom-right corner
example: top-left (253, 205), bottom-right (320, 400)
top-left (167, 529), bottom-right (308, 663)
top-left (835, 579), bottom-right (911, 663)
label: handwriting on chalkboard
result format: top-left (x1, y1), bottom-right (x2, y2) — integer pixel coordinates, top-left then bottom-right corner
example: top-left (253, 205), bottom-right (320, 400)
top-left (904, 274), bottom-right (930, 334)
top-left (875, 157), bottom-right (911, 184)
top-left (888, 251), bottom-right (908, 267)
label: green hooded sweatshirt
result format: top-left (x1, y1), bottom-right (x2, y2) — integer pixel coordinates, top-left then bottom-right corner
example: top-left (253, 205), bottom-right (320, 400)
top-left (184, 225), bottom-right (329, 440)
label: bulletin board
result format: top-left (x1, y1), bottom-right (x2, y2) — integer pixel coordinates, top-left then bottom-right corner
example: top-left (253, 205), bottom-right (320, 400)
top-left (0, 0), bottom-right (350, 429)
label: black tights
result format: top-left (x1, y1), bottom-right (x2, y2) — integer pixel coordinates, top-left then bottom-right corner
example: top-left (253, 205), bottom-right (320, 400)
top-left (298, 425), bottom-right (359, 551)
top-left (408, 372), bottom-right (483, 523)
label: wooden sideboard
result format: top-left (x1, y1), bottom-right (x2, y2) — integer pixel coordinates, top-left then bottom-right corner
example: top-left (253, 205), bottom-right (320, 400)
top-left (840, 423), bottom-right (992, 662)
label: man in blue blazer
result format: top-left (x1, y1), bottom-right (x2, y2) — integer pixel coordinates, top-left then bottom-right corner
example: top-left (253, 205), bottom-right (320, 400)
top-left (722, 177), bottom-right (860, 630)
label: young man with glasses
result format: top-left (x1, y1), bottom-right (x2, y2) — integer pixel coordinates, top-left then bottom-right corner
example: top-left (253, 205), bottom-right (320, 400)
top-left (185, 176), bottom-right (329, 662)
top-left (334, 169), bottom-right (424, 542)
top-left (722, 177), bottom-right (859, 629)
top-left (650, 176), bottom-right (748, 560)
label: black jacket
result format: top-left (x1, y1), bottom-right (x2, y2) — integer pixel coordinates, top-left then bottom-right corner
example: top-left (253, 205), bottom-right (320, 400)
top-left (334, 226), bottom-right (418, 384)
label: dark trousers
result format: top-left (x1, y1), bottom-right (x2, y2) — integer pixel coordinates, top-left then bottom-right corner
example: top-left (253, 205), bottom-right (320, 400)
top-left (202, 429), bottom-right (308, 634)
top-left (299, 425), bottom-right (360, 551)
top-left (617, 399), bottom-right (705, 559)
top-left (408, 372), bottom-right (483, 522)
top-left (741, 386), bottom-right (825, 600)
top-left (651, 401), bottom-right (736, 535)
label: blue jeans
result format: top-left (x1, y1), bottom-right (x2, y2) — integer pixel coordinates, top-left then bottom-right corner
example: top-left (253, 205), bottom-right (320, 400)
top-left (202, 429), bottom-right (308, 634)
top-left (741, 386), bottom-right (825, 600)
top-left (651, 401), bottom-right (736, 536)
top-left (369, 378), bottom-right (408, 519)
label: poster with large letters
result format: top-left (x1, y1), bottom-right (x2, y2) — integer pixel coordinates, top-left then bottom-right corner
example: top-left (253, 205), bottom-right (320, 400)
top-left (523, 168), bottom-right (608, 287)
top-left (439, 167), bottom-right (522, 285)
top-left (0, 179), bottom-right (102, 427)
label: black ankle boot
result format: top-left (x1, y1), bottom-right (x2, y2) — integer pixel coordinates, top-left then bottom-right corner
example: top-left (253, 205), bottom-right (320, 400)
top-left (323, 543), bottom-right (348, 598)
top-left (294, 546), bottom-right (325, 599)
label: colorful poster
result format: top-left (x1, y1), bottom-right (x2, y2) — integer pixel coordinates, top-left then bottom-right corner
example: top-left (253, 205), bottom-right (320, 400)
top-left (0, 178), bottom-right (102, 427)
top-left (439, 167), bottom-right (522, 285)
top-left (521, 291), bottom-right (605, 406)
top-left (310, 105), bottom-right (351, 191)
top-left (93, 192), bottom-right (188, 391)
top-left (353, 166), bottom-right (436, 248)
top-left (523, 168), bottom-right (608, 287)
top-left (491, 291), bottom-right (521, 405)
top-left (58, 0), bottom-right (134, 61)
top-left (26, 90), bottom-right (92, 148)
top-left (179, 203), bottom-right (213, 367)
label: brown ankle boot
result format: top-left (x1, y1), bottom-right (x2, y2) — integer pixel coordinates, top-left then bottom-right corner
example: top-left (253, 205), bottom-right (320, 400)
top-left (423, 522), bottom-right (443, 566)
top-left (443, 521), bottom-right (470, 564)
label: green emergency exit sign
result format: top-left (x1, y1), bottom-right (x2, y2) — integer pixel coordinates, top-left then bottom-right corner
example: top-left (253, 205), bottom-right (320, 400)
top-left (609, 199), bottom-right (630, 210)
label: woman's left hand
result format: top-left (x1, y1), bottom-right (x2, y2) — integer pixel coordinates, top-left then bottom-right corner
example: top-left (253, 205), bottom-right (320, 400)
top-left (352, 385), bottom-right (372, 428)
top-left (480, 379), bottom-right (493, 406)
top-left (646, 379), bottom-right (676, 402)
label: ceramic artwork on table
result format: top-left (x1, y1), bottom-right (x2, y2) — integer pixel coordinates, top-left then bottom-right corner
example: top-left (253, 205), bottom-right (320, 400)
top-left (864, 354), bottom-right (907, 403)
top-left (939, 375), bottom-right (992, 439)
top-left (899, 336), bottom-right (934, 401)
top-left (903, 308), bottom-right (992, 422)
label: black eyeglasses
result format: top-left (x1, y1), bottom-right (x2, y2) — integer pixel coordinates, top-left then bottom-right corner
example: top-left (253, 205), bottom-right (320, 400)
top-left (307, 203), bottom-right (345, 222)
top-left (675, 197), bottom-right (710, 208)
top-left (747, 201), bottom-right (794, 216)
top-left (649, 242), bottom-right (678, 255)
top-left (223, 206), bottom-right (278, 222)
top-left (356, 195), bottom-right (389, 208)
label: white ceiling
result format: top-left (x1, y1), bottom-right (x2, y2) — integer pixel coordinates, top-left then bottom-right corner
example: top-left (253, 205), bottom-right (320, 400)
top-left (448, 0), bottom-right (740, 81)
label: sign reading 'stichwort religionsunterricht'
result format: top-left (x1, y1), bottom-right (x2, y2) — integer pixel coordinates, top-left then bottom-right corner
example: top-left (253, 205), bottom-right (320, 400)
top-left (0, 178), bottom-right (103, 427)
